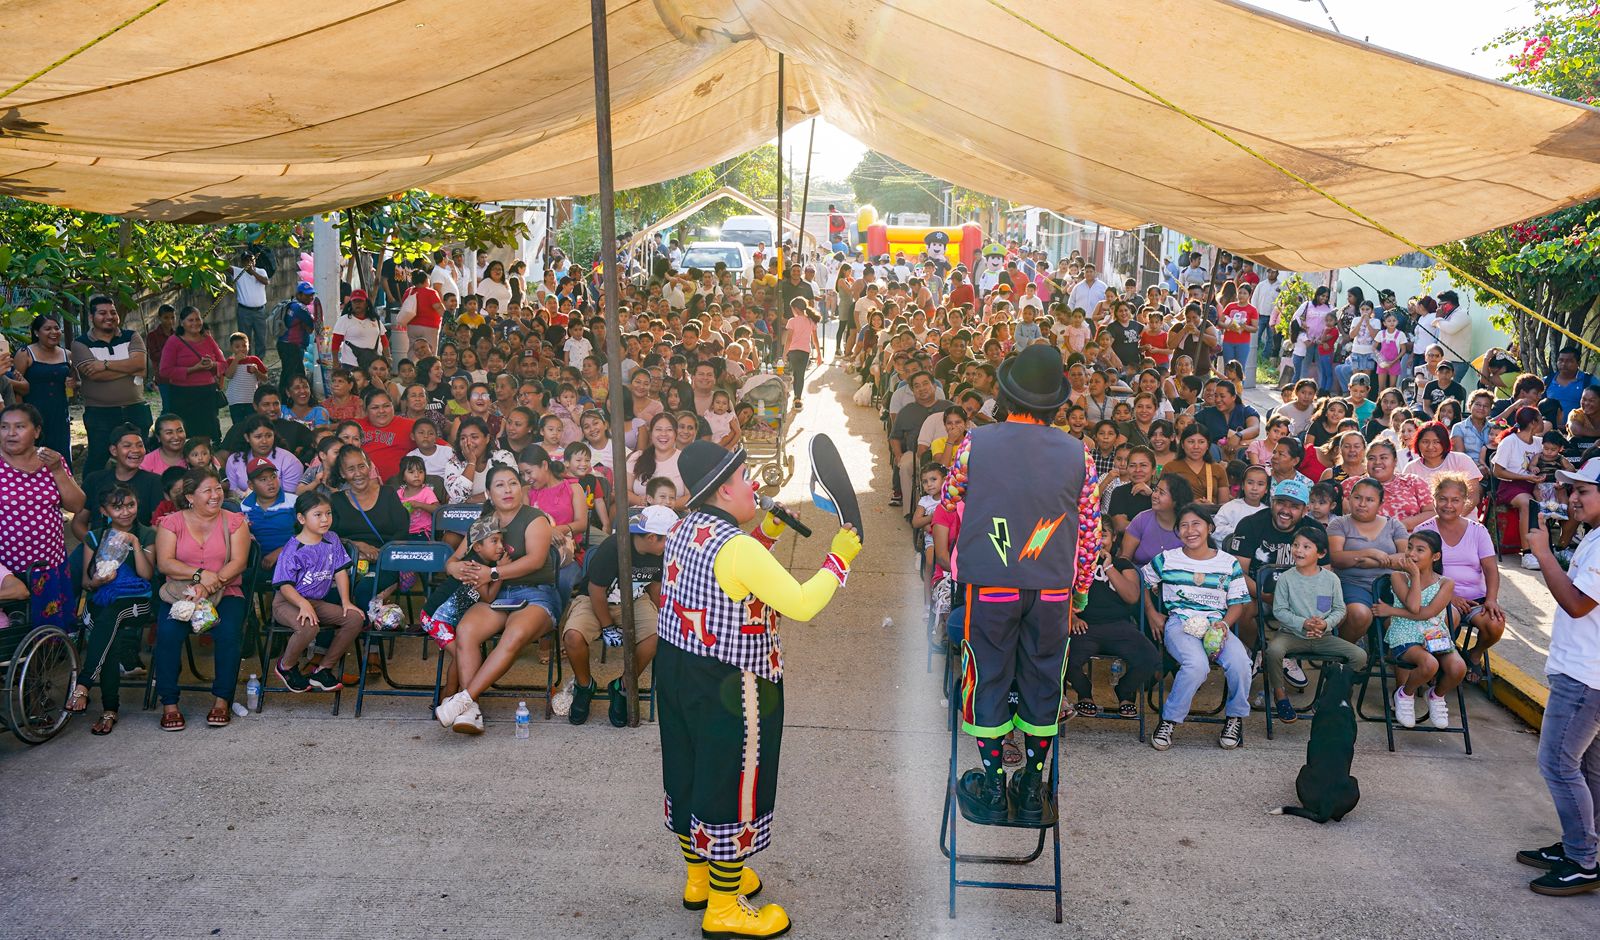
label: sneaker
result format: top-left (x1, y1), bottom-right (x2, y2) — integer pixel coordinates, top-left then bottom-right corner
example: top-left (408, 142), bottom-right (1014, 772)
top-left (1001, 730), bottom-right (1024, 771)
top-left (1521, 552), bottom-right (1542, 570)
top-left (275, 661), bottom-right (311, 694)
top-left (307, 668), bottom-right (343, 692)
top-left (608, 678), bottom-right (628, 728)
top-left (452, 701), bottom-right (484, 735)
top-left (1530, 859), bottom-right (1600, 896)
top-left (1219, 716), bottom-right (1244, 750)
top-left (568, 681), bottom-right (597, 726)
top-left (1151, 719), bottom-right (1176, 751)
top-left (1274, 698), bottom-right (1298, 723)
top-left (434, 690), bottom-right (472, 728)
top-left (1517, 842), bottom-right (1569, 871)
top-left (1426, 690), bottom-right (1450, 729)
top-left (1284, 659), bottom-right (1309, 689)
top-left (550, 677), bottom-right (575, 718)
top-left (1394, 688), bottom-right (1417, 728)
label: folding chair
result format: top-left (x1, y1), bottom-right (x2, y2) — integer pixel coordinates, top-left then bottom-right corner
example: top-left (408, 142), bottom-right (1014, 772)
top-left (146, 541), bottom-right (262, 710)
top-left (256, 540), bottom-right (347, 716)
top-left (1352, 575), bottom-right (1472, 754)
top-left (940, 686), bottom-right (1062, 924)
top-left (432, 503), bottom-right (481, 540)
top-left (552, 552), bottom-right (658, 723)
top-left (354, 541), bottom-right (454, 717)
top-left (1143, 585), bottom-right (1242, 728)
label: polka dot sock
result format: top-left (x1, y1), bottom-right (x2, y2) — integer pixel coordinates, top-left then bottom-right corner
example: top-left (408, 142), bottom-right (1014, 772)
top-left (975, 737), bottom-right (1005, 779)
top-left (1020, 736), bottom-right (1054, 782)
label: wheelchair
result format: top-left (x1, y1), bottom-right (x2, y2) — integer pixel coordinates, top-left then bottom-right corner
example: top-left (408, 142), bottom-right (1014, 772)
top-left (0, 565), bottom-right (79, 744)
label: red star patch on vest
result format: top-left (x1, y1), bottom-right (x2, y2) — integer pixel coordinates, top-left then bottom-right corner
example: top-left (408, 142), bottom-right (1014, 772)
top-left (768, 649), bottom-right (782, 676)
top-left (732, 824), bottom-right (759, 854)
top-left (691, 823), bottom-right (714, 855)
top-left (740, 597), bottom-right (774, 634)
top-left (664, 560), bottom-right (682, 587)
top-left (691, 523), bottom-right (717, 549)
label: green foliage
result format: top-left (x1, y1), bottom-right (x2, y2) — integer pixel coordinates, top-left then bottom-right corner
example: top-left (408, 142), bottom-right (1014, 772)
top-left (579, 145), bottom-right (781, 239)
top-left (1426, 0), bottom-right (1600, 372)
top-left (1273, 274), bottom-right (1317, 341)
top-left (846, 151), bottom-right (992, 220)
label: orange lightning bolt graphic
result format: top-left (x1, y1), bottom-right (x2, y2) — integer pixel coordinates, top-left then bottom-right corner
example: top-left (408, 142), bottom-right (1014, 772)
top-left (1018, 513), bottom-right (1067, 561)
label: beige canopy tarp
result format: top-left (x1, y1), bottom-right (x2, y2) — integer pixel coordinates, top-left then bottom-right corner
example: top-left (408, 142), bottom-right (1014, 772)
top-left (2, 0), bottom-right (1599, 270)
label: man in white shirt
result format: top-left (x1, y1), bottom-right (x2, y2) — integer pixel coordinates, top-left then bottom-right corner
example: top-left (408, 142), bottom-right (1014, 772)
top-left (1179, 254), bottom-right (1209, 288)
top-left (230, 248), bottom-right (270, 365)
top-left (1067, 262), bottom-right (1110, 315)
top-left (1521, 461), bottom-right (1600, 895)
top-left (429, 248), bottom-right (458, 298)
top-left (1431, 290), bottom-right (1474, 376)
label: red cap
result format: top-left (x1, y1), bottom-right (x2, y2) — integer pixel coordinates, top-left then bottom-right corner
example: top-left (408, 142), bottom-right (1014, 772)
top-left (349, 289), bottom-right (369, 302)
top-left (246, 456), bottom-right (278, 479)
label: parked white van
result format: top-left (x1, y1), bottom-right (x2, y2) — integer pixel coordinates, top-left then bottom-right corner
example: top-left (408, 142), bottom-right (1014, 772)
top-left (719, 214), bottom-right (777, 249)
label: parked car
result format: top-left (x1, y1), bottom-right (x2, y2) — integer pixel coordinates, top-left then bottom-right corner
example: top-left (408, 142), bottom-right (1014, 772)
top-left (679, 241), bottom-right (752, 281)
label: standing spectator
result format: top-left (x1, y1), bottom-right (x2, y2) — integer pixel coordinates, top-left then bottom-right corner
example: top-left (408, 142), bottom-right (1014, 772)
top-left (331, 290), bottom-right (387, 371)
top-left (14, 313), bottom-right (74, 461)
top-left (1218, 284), bottom-right (1258, 370)
top-left (230, 247), bottom-right (271, 362)
top-left (1431, 290), bottom-right (1474, 377)
top-left (400, 270), bottom-right (445, 356)
top-left (275, 282), bottom-right (318, 389)
top-left (1519, 463), bottom-right (1600, 895)
top-left (221, 332), bottom-right (267, 427)
top-left (0, 403), bottom-right (86, 627)
top-left (145, 304), bottom-right (178, 413)
top-left (158, 306), bottom-right (225, 443)
top-left (783, 299), bottom-right (820, 411)
top-left (152, 468), bottom-right (251, 730)
top-left (71, 295), bottom-right (152, 474)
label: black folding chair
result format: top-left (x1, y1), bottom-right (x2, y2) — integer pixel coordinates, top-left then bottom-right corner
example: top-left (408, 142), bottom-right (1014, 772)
top-left (432, 503), bottom-right (481, 540)
top-left (256, 539), bottom-right (353, 715)
top-left (1253, 563), bottom-right (1371, 740)
top-left (146, 541), bottom-right (262, 710)
top-left (354, 541), bottom-right (454, 717)
top-left (1143, 584), bottom-right (1242, 728)
top-left (1352, 575), bottom-right (1472, 754)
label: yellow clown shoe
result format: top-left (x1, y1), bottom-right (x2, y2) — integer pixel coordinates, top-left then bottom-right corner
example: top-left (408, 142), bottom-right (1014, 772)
top-left (701, 893), bottom-right (790, 939)
top-left (682, 864), bottom-right (763, 909)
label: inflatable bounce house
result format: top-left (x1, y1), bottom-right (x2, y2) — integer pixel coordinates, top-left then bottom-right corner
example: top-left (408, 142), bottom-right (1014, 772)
top-left (857, 205), bottom-right (983, 272)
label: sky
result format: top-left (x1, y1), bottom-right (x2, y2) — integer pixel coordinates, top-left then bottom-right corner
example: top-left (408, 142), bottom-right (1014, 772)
top-left (784, 0), bottom-right (1538, 183)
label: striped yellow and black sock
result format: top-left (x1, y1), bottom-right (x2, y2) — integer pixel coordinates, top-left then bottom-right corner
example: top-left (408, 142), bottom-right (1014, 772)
top-left (679, 833), bottom-right (706, 867)
top-left (709, 859), bottom-right (745, 895)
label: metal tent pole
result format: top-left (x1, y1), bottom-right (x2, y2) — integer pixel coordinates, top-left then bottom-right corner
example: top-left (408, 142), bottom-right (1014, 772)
top-left (775, 54), bottom-right (785, 273)
top-left (590, 0), bottom-right (637, 725)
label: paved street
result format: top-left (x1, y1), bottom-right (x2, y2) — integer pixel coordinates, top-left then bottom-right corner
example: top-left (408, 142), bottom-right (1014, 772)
top-left (2, 367), bottom-right (1593, 939)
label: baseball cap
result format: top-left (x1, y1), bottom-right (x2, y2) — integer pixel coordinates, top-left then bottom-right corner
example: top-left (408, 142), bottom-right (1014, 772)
top-left (467, 515), bottom-right (503, 545)
top-left (629, 504), bottom-right (678, 536)
top-left (1272, 478), bottom-right (1310, 505)
top-left (1556, 457), bottom-right (1600, 487)
top-left (295, 280), bottom-right (315, 294)
top-left (349, 288), bottom-right (368, 302)
top-left (246, 456), bottom-right (278, 480)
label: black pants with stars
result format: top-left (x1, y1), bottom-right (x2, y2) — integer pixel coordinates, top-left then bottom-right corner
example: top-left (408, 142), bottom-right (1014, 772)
top-left (658, 641), bottom-right (785, 862)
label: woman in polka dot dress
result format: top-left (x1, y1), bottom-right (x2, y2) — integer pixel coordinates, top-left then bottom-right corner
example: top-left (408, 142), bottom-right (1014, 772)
top-left (0, 404), bottom-right (86, 628)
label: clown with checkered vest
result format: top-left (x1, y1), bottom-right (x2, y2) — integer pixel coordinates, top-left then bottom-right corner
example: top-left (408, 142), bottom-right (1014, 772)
top-left (656, 439), bottom-right (861, 939)
top-left (943, 344), bottom-right (1101, 827)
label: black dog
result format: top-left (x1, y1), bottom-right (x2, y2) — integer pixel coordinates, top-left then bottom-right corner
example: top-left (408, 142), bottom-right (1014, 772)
top-left (1270, 663), bottom-right (1360, 823)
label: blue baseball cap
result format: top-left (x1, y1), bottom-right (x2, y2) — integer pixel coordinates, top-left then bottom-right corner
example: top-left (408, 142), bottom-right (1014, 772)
top-left (295, 280), bottom-right (315, 294)
top-left (1272, 478), bottom-right (1310, 505)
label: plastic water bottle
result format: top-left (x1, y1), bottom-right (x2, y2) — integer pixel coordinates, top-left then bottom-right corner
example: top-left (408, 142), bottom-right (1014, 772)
top-left (1110, 660), bottom-right (1126, 683)
top-left (514, 701), bottom-right (530, 739)
top-left (245, 674), bottom-right (261, 713)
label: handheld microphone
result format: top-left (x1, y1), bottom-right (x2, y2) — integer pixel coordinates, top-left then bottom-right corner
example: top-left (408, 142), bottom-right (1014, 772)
top-left (757, 494), bottom-right (813, 538)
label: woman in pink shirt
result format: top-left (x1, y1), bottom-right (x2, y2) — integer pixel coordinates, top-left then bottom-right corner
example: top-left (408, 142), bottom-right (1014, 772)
top-left (140, 413), bottom-right (189, 474)
top-left (157, 306), bottom-right (225, 442)
top-left (783, 298), bottom-right (821, 410)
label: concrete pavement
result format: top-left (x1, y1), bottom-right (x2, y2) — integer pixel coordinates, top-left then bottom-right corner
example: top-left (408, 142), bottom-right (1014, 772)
top-left (1, 365), bottom-right (1593, 938)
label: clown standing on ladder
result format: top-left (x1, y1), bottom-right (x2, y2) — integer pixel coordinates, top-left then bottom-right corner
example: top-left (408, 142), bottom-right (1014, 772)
top-left (656, 439), bottom-right (861, 939)
top-left (942, 344), bottom-right (1100, 826)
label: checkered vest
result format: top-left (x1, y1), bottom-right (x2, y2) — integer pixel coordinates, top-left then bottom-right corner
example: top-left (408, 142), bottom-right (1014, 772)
top-left (657, 510), bottom-right (784, 681)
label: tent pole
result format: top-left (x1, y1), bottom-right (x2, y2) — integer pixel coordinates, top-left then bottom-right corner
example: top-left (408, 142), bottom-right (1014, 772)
top-left (775, 53), bottom-right (785, 273)
top-left (798, 118), bottom-right (816, 347)
top-left (591, 0), bottom-right (637, 725)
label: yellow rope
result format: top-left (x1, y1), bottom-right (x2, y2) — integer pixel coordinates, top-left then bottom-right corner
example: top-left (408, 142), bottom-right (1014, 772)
top-left (0, 0), bottom-right (172, 103)
top-left (985, 0), bottom-right (1600, 356)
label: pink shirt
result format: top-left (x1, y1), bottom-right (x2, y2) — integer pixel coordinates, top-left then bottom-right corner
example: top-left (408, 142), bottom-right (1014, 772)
top-left (140, 450), bottom-right (186, 475)
top-left (785, 315), bottom-right (817, 354)
top-left (1414, 517), bottom-right (1494, 600)
top-left (159, 510), bottom-right (246, 597)
top-left (0, 459), bottom-right (66, 570)
top-left (528, 478), bottom-right (580, 528)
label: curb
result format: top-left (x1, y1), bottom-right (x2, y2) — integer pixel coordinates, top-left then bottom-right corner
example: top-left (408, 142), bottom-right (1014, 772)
top-left (1482, 652), bottom-right (1547, 730)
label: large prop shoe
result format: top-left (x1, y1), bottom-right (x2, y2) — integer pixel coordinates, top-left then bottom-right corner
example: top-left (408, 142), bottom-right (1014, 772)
top-left (701, 894), bottom-right (791, 939)
top-left (1008, 772), bottom-right (1058, 827)
top-left (956, 768), bottom-right (1009, 825)
top-left (683, 865), bottom-right (763, 910)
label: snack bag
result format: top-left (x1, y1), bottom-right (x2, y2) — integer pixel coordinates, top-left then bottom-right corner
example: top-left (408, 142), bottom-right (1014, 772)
top-left (189, 598), bottom-right (219, 634)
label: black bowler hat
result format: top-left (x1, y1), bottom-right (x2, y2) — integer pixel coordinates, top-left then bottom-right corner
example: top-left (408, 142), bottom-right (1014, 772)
top-left (995, 345), bottom-right (1072, 411)
top-left (679, 440), bottom-right (747, 507)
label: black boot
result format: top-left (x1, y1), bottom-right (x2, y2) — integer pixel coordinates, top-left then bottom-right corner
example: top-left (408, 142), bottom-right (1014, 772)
top-left (569, 681), bottom-right (597, 725)
top-left (956, 769), bottom-right (1009, 824)
top-left (1008, 772), bottom-right (1057, 827)
top-left (607, 678), bottom-right (628, 728)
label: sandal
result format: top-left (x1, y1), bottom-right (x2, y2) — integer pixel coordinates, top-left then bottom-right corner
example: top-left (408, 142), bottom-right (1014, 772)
top-left (66, 686), bottom-right (89, 714)
top-left (206, 704), bottom-right (230, 728)
top-left (1074, 700), bottom-right (1100, 718)
top-left (90, 711), bottom-right (118, 735)
top-left (1463, 654), bottom-right (1486, 684)
top-left (1118, 701), bottom-right (1139, 718)
top-left (160, 710), bottom-right (185, 732)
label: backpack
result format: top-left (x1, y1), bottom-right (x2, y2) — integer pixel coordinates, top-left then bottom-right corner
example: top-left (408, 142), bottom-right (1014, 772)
top-left (269, 299), bottom-right (295, 341)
